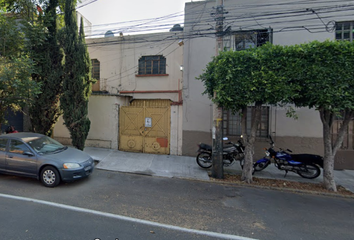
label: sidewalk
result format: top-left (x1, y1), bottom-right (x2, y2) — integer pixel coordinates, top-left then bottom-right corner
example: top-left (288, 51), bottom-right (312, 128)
top-left (83, 147), bottom-right (354, 193)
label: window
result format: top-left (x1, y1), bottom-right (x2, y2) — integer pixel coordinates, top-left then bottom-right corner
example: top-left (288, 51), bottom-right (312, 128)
top-left (9, 140), bottom-right (30, 155)
top-left (0, 139), bottom-right (7, 152)
top-left (222, 30), bottom-right (271, 137)
top-left (91, 59), bottom-right (100, 80)
top-left (335, 21), bottom-right (354, 41)
top-left (224, 29), bottom-right (272, 51)
top-left (223, 106), bottom-right (269, 137)
top-left (138, 55), bottom-right (167, 75)
top-left (91, 59), bottom-right (100, 92)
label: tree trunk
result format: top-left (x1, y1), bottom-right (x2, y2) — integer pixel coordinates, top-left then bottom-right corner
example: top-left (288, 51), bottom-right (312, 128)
top-left (241, 103), bottom-right (262, 183)
top-left (320, 109), bottom-right (337, 191)
top-left (320, 109), bottom-right (353, 191)
top-left (320, 109), bottom-right (354, 191)
top-left (322, 124), bottom-right (337, 192)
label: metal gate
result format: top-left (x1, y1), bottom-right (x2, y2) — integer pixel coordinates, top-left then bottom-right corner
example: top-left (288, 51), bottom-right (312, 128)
top-left (119, 100), bottom-right (171, 154)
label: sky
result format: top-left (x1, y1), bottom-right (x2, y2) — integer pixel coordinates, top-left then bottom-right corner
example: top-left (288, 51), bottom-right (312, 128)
top-left (77, 0), bottom-right (202, 32)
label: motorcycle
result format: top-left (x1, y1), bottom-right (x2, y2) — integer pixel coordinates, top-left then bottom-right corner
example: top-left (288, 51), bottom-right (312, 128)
top-left (253, 136), bottom-right (323, 179)
top-left (196, 137), bottom-right (245, 169)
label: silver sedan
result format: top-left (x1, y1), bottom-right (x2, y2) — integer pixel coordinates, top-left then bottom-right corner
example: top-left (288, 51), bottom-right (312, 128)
top-left (0, 132), bottom-right (94, 187)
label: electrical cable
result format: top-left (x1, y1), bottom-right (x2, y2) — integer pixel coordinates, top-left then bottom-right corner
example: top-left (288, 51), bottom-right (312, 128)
top-left (83, 0), bottom-right (354, 91)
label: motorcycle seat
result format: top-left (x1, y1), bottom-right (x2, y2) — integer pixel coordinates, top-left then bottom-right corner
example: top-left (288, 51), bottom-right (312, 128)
top-left (291, 154), bottom-right (324, 167)
top-left (199, 143), bottom-right (212, 151)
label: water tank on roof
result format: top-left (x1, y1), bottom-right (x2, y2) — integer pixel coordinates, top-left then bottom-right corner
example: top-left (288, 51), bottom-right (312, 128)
top-left (104, 30), bottom-right (114, 37)
top-left (170, 24), bottom-right (184, 32)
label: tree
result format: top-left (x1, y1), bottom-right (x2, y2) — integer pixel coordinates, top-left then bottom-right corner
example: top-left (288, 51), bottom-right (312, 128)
top-left (0, 15), bottom-right (41, 126)
top-left (290, 40), bottom-right (354, 192)
top-left (200, 40), bottom-right (354, 191)
top-left (24, 0), bottom-right (64, 136)
top-left (0, 13), bottom-right (24, 57)
top-left (60, 0), bottom-right (92, 150)
top-left (198, 43), bottom-right (294, 183)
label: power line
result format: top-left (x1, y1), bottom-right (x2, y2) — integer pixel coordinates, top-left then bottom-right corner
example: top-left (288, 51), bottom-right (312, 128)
top-left (84, 0), bottom-right (354, 89)
top-left (80, 1), bottom-right (354, 38)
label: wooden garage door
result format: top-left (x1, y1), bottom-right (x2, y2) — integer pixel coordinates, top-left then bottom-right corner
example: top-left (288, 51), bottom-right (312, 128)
top-left (119, 100), bottom-right (171, 154)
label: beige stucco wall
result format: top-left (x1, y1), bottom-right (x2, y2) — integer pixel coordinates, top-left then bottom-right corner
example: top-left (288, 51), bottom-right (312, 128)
top-left (170, 105), bottom-right (183, 155)
top-left (86, 32), bottom-right (183, 96)
top-left (83, 31), bottom-right (184, 154)
top-left (271, 106), bottom-right (323, 138)
top-left (53, 94), bottom-right (130, 149)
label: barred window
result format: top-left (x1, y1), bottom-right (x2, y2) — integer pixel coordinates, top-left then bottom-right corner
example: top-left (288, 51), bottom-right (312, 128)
top-left (335, 21), bottom-right (354, 41)
top-left (223, 106), bottom-right (269, 137)
top-left (138, 55), bottom-right (166, 75)
top-left (91, 59), bottom-right (100, 80)
top-left (224, 29), bottom-right (272, 51)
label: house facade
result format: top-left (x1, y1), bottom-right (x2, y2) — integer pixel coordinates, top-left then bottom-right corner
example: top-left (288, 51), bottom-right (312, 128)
top-left (182, 0), bottom-right (354, 169)
top-left (53, 31), bottom-right (184, 155)
top-left (54, 1), bottom-right (353, 169)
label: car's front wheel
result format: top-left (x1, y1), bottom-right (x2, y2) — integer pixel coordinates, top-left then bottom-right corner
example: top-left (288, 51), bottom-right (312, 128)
top-left (40, 166), bottom-right (60, 187)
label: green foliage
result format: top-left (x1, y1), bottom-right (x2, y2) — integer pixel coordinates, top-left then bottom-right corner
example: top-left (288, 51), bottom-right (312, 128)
top-left (198, 40), bottom-right (354, 118)
top-left (198, 43), bottom-right (296, 113)
top-left (291, 40), bottom-right (354, 114)
top-left (23, 0), bottom-right (64, 136)
top-left (0, 14), bottom-right (41, 126)
top-left (0, 14), bottom-right (25, 58)
top-left (0, 56), bottom-right (41, 125)
top-left (61, 0), bottom-right (92, 150)
top-left (198, 40), bottom-right (354, 189)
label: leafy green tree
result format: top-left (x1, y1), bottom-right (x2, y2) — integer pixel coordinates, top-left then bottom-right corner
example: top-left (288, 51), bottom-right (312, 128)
top-left (198, 43), bottom-right (294, 183)
top-left (290, 40), bottom-right (354, 191)
top-left (1, 0), bottom-right (38, 21)
top-left (61, 0), bottom-right (92, 150)
top-left (0, 15), bottom-right (41, 126)
top-left (0, 14), bottom-right (25, 57)
top-left (200, 40), bottom-right (354, 191)
top-left (24, 0), bottom-right (64, 136)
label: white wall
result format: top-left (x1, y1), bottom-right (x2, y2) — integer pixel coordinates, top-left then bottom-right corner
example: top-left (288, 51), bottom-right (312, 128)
top-left (271, 106), bottom-right (323, 138)
top-left (86, 32), bottom-right (184, 96)
top-left (170, 105), bottom-right (183, 155)
top-left (84, 31), bottom-right (184, 154)
top-left (183, 0), bottom-right (354, 139)
top-left (53, 95), bottom-right (130, 149)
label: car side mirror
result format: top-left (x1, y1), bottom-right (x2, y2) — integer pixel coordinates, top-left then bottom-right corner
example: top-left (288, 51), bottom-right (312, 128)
top-left (23, 151), bottom-right (34, 157)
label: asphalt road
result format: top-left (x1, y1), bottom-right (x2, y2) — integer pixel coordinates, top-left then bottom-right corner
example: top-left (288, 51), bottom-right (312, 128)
top-left (0, 197), bottom-right (241, 240)
top-left (0, 169), bottom-right (353, 240)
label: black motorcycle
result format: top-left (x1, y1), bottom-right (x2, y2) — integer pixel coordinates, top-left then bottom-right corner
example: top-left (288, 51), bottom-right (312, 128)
top-left (196, 138), bottom-right (245, 169)
top-left (254, 136), bottom-right (323, 179)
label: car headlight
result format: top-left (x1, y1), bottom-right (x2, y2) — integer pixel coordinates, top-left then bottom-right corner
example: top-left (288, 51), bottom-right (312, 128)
top-left (63, 163), bottom-right (81, 169)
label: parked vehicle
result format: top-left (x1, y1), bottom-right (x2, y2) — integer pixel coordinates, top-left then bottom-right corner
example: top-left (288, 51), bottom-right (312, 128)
top-left (0, 132), bottom-right (95, 187)
top-left (254, 136), bottom-right (323, 179)
top-left (196, 138), bottom-right (245, 169)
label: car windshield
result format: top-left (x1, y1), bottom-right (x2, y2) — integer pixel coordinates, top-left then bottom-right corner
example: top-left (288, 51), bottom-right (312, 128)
top-left (26, 136), bottom-right (66, 154)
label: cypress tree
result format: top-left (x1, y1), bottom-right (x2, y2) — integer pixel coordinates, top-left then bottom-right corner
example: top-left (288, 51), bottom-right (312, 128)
top-left (28, 0), bottom-right (64, 136)
top-left (61, 0), bottom-right (92, 150)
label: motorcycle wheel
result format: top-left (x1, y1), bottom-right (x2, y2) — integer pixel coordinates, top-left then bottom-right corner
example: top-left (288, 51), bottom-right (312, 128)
top-left (297, 164), bottom-right (321, 179)
top-left (196, 152), bottom-right (212, 168)
top-left (253, 161), bottom-right (270, 172)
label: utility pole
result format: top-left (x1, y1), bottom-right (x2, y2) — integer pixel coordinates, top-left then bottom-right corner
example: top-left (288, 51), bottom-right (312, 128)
top-left (212, 0), bottom-right (225, 179)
